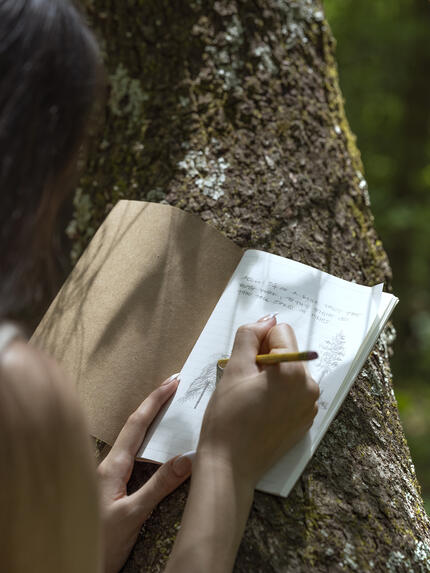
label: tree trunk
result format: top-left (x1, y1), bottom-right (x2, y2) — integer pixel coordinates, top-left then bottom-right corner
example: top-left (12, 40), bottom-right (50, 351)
top-left (75, 1), bottom-right (430, 570)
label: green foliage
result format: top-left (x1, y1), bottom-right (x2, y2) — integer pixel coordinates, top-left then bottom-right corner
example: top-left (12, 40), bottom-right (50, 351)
top-left (324, 0), bottom-right (430, 503)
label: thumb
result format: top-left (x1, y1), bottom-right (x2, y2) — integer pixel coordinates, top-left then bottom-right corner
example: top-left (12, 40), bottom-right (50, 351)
top-left (227, 314), bottom-right (277, 377)
top-left (127, 452), bottom-right (194, 524)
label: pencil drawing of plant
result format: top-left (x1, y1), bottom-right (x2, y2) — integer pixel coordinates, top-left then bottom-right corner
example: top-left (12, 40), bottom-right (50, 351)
top-left (317, 330), bottom-right (346, 384)
top-left (180, 354), bottom-right (222, 409)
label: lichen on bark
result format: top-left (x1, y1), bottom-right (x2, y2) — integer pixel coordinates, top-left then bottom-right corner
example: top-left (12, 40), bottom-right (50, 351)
top-left (75, 1), bottom-right (429, 570)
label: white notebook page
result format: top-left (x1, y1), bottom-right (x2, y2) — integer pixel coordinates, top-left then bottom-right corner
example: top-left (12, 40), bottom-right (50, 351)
top-left (139, 250), bottom-right (394, 495)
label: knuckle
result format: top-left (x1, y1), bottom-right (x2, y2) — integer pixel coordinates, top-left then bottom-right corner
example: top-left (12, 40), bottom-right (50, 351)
top-left (302, 403), bottom-right (318, 431)
top-left (236, 324), bottom-right (255, 337)
top-left (111, 451), bottom-right (133, 471)
top-left (272, 322), bottom-right (296, 345)
top-left (308, 378), bottom-right (320, 400)
top-left (312, 402), bottom-right (319, 419)
top-left (100, 451), bottom-right (132, 478)
top-left (128, 408), bottom-right (149, 428)
top-left (277, 322), bottom-right (294, 336)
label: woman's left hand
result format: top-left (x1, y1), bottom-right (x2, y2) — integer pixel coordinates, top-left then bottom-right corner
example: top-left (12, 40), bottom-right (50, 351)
top-left (97, 374), bottom-right (192, 573)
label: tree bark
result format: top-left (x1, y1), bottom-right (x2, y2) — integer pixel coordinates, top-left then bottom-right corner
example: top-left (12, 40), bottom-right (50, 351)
top-left (75, 1), bottom-right (430, 570)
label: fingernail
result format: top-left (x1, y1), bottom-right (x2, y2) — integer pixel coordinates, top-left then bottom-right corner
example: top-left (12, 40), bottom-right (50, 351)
top-left (258, 313), bottom-right (278, 322)
top-left (161, 372), bottom-right (181, 386)
top-left (173, 450), bottom-right (195, 477)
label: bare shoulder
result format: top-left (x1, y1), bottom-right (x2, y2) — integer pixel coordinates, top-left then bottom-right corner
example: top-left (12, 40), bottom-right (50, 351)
top-left (0, 338), bottom-right (86, 441)
top-left (0, 338), bottom-right (67, 394)
top-left (0, 339), bottom-right (94, 481)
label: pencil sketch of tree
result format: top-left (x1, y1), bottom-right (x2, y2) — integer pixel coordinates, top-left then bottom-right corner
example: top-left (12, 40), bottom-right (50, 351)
top-left (180, 354), bottom-right (221, 409)
top-left (318, 330), bottom-right (347, 383)
top-left (316, 330), bottom-right (346, 410)
top-left (83, 0), bottom-right (430, 570)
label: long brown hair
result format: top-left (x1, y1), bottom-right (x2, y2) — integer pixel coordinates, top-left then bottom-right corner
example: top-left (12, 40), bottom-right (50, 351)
top-left (0, 1), bottom-right (105, 570)
top-left (0, 0), bottom-right (104, 320)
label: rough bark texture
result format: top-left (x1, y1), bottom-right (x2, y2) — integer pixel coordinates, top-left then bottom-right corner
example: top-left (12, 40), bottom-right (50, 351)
top-left (75, 1), bottom-right (430, 571)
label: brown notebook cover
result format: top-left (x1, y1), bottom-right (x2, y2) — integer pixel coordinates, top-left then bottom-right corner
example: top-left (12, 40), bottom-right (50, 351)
top-left (32, 200), bottom-right (242, 445)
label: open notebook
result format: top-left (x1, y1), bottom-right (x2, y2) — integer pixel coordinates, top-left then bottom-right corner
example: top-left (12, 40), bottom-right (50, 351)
top-left (138, 250), bottom-right (397, 496)
top-left (32, 200), bottom-right (398, 497)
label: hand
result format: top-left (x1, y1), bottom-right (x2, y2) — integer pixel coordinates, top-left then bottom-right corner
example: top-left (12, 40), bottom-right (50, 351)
top-left (97, 374), bottom-right (192, 573)
top-left (198, 315), bottom-right (319, 487)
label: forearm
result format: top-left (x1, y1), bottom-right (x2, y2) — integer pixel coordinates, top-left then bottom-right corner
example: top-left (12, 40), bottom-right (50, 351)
top-left (165, 453), bottom-right (254, 573)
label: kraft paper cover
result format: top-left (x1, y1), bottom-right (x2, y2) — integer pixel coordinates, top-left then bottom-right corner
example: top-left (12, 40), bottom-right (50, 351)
top-left (32, 200), bottom-right (242, 445)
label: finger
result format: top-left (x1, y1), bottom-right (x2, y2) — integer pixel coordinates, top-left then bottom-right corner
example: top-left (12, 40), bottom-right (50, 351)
top-left (227, 314), bottom-right (277, 377)
top-left (304, 403), bottom-right (319, 431)
top-left (103, 374), bottom-right (180, 479)
top-left (308, 377), bottom-right (320, 401)
top-left (260, 323), bottom-right (299, 355)
top-left (127, 452), bottom-right (194, 525)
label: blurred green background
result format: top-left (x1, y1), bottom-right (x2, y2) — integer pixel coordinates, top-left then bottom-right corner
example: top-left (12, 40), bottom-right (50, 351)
top-left (324, 0), bottom-right (430, 512)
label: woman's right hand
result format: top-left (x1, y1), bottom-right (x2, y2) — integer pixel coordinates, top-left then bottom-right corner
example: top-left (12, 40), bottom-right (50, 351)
top-left (165, 315), bottom-right (319, 573)
top-left (197, 314), bottom-right (320, 488)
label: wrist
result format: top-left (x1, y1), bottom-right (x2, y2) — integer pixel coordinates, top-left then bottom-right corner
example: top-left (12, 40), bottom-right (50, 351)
top-left (194, 446), bottom-right (256, 500)
top-left (166, 448), bottom-right (254, 573)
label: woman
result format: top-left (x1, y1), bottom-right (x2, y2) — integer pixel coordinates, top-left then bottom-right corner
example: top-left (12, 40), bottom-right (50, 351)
top-left (0, 1), bottom-right (319, 572)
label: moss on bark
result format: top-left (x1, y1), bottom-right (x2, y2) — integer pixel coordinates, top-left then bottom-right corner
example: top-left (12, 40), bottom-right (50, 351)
top-left (78, 1), bottom-right (430, 570)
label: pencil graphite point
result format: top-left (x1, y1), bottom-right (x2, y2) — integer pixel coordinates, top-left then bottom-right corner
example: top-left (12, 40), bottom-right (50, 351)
top-left (304, 351), bottom-right (318, 360)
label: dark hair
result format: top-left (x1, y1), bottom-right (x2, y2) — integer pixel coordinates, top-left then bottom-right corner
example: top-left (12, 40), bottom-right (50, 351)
top-left (0, 0), bottom-right (103, 320)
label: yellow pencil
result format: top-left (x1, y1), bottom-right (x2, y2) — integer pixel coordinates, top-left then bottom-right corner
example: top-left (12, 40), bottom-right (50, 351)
top-left (217, 351), bottom-right (318, 369)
